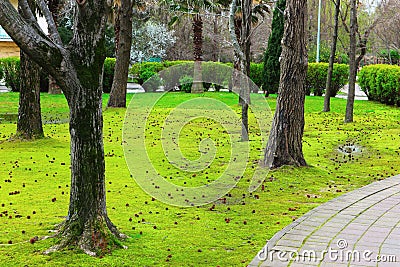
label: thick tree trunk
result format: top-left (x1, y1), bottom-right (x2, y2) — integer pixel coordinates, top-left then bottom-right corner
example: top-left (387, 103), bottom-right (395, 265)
top-left (323, 0), bottom-right (340, 112)
top-left (48, 76), bottom-right (62, 94)
top-left (264, 0), bottom-right (308, 168)
top-left (107, 0), bottom-right (133, 108)
top-left (192, 14), bottom-right (203, 93)
top-left (16, 51), bottom-right (44, 139)
top-left (53, 80), bottom-right (121, 256)
top-left (345, 0), bottom-right (357, 123)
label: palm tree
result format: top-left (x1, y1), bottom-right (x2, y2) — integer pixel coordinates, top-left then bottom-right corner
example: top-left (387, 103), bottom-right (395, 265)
top-left (162, 0), bottom-right (214, 93)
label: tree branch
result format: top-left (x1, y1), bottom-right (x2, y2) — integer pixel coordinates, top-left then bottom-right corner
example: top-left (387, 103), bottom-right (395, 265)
top-left (18, 0), bottom-right (46, 37)
top-left (37, 0), bottom-right (63, 45)
top-left (0, 0), bottom-right (63, 84)
top-left (229, 0), bottom-right (244, 61)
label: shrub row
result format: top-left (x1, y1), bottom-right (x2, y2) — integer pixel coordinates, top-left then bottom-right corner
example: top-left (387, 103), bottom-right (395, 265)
top-left (358, 64), bottom-right (400, 106)
top-left (1, 57), bottom-right (349, 97)
top-left (0, 57), bottom-right (117, 93)
top-left (130, 61), bottom-right (349, 96)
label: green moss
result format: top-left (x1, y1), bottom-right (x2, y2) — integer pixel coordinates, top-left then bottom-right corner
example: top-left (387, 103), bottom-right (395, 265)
top-left (0, 92), bottom-right (398, 266)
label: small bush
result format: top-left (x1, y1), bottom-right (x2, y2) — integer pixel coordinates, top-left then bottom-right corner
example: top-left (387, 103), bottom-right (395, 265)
top-left (358, 64), bottom-right (400, 106)
top-left (103, 58), bottom-right (116, 93)
top-left (0, 57), bottom-right (20, 92)
top-left (142, 72), bottom-right (162, 92)
top-left (306, 63), bottom-right (349, 97)
top-left (249, 63), bottom-right (263, 90)
top-left (179, 75), bottom-right (193, 93)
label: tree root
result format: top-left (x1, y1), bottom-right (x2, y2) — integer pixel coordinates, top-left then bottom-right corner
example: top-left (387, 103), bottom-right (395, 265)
top-left (43, 214), bottom-right (128, 256)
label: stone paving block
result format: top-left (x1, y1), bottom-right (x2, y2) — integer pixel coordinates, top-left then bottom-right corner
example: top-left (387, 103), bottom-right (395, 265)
top-left (376, 262), bottom-right (400, 267)
top-left (291, 224), bottom-right (318, 232)
top-left (340, 228), bottom-right (367, 237)
top-left (280, 234), bottom-right (307, 242)
top-left (276, 238), bottom-right (304, 248)
top-left (305, 235), bottom-right (332, 244)
top-left (320, 262), bottom-right (349, 266)
top-left (300, 241), bottom-right (331, 251)
top-left (301, 219), bottom-right (324, 227)
top-left (290, 260), bottom-right (319, 266)
top-left (285, 229), bottom-right (315, 237)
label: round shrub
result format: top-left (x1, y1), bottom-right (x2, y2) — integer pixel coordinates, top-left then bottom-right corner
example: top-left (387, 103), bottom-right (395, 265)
top-left (179, 75), bottom-right (193, 93)
top-left (358, 64), bottom-right (400, 106)
top-left (102, 57), bottom-right (116, 93)
top-left (306, 63), bottom-right (349, 97)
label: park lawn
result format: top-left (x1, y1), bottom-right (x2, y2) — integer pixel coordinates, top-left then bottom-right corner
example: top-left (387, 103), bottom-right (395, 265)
top-left (0, 92), bottom-right (399, 266)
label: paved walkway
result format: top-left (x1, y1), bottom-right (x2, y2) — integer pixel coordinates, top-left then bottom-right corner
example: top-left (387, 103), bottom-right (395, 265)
top-left (250, 174), bottom-right (400, 267)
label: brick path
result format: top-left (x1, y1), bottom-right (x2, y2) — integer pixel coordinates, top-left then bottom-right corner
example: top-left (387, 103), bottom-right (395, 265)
top-left (249, 175), bottom-right (400, 267)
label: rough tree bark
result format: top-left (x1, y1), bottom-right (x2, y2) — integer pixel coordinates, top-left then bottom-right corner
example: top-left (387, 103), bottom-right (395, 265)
top-left (323, 0), bottom-right (340, 112)
top-left (345, 0), bottom-right (357, 123)
top-left (229, 0), bottom-right (251, 141)
top-left (16, 0), bottom-right (44, 139)
top-left (264, 0), bottom-right (308, 168)
top-left (0, 0), bottom-right (125, 256)
top-left (17, 51), bottom-right (44, 139)
top-left (192, 14), bottom-right (203, 93)
top-left (47, 0), bottom-right (62, 94)
top-left (107, 0), bottom-right (133, 108)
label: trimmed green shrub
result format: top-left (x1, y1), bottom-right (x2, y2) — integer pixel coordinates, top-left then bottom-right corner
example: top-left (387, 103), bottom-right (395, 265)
top-left (179, 75), bottom-right (193, 93)
top-left (0, 56), bottom-right (114, 93)
top-left (306, 63), bottom-right (349, 97)
top-left (129, 61), bottom-right (261, 92)
top-left (249, 63), bottom-right (263, 89)
top-left (103, 57), bottom-right (116, 93)
top-left (0, 57), bottom-right (20, 92)
top-left (142, 73), bottom-right (162, 92)
top-left (358, 64), bottom-right (400, 106)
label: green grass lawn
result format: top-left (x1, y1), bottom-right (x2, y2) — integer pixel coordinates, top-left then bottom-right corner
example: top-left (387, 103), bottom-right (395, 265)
top-left (0, 92), bottom-right (399, 266)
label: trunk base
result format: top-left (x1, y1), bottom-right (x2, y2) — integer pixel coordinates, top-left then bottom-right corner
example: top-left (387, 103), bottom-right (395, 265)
top-left (44, 215), bottom-right (127, 256)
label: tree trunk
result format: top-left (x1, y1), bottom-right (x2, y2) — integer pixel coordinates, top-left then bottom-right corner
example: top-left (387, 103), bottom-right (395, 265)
top-left (345, 0), bottom-right (357, 123)
top-left (323, 0), bottom-right (340, 112)
top-left (240, 0), bottom-right (252, 141)
top-left (107, 0), bottom-right (133, 108)
top-left (264, 0), bottom-right (308, 168)
top-left (192, 14), bottom-right (203, 93)
top-left (16, 51), bottom-right (44, 139)
top-left (232, 16), bottom-right (242, 93)
top-left (48, 76), bottom-right (62, 94)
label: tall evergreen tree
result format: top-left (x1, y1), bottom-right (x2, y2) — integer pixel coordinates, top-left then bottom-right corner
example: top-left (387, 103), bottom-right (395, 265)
top-left (262, 0), bottom-right (285, 95)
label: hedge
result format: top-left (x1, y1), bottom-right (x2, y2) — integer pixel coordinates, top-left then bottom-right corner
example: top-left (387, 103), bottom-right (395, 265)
top-left (306, 63), bottom-right (349, 97)
top-left (103, 57), bottom-right (116, 93)
top-left (1, 57), bottom-right (350, 97)
top-left (0, 57), bottom-right (116, 93)
top-left (358, 64), bottom-right (400, 106)
top-left (129, 62), bottom-right (349, 96)
top-left (0, 57), bottom-right (20, 92)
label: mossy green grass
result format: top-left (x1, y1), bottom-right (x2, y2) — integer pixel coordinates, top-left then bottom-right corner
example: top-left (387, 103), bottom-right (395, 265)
top-left (0, 92), bottom-right (398, 266)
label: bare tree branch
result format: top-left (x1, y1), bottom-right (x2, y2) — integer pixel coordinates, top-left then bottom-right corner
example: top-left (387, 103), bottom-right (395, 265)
top-left (18, 0), bottom-right (46, 36)
top-left (37, 0), bottom-right (63, 45)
